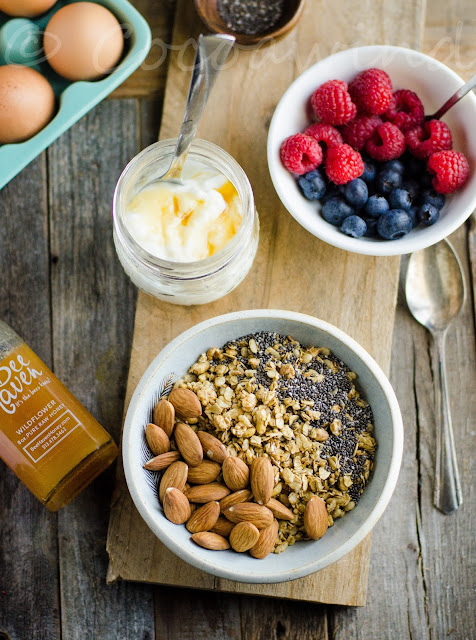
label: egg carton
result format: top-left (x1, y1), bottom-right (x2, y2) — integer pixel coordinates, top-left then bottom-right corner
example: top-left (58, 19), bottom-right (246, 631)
top-left (0, 0), bottom-right (151, 190)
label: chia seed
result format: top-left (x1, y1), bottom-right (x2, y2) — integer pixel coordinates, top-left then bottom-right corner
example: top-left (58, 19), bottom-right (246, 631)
top-left (217, 0), bottom-right (285, 36)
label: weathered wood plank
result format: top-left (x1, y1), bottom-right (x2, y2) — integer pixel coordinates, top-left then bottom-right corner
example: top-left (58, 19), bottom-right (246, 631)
top-left (47, 99), bottom-right (155, 640)
top-left (0, 158), bottom-right (61, 640)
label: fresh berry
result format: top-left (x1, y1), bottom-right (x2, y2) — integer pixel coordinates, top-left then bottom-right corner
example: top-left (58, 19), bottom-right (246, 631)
top-left (341, 178), bottom-right (368, 208)
top-left (321, 183), bottom-right (340, 204)
top-left (403, 152), bottom-right (425, 176)
top-left (376, 168), bottom-right (402, 194)
top-left (427, 150), bottom-right (469, 194)
top-left (311, 80), bottom-right (357, 125)
top-left (364, 217), bottom-right (379, 237)
top-left (362, 161), bottom-right (376, 183)
top-left (385, 89), bottom-right (424, 131)
top-left (366, 122), bottom-right (406, 161)
top-left (383, 159), bottom-right (404, 174)
top-left (401, 178), bottom-right (419, 200)
top-left (377, 209), bottom-right (413, 239)
top-left (405, 120), bottom-right (453, 159)
top-left (325, 143), bottom-right (364, 184)
top-left (322, 196), bottom-right (355, 226)
top-left (304, 123), bottom-right (343, 151)
top-left (418, 203), bottom-right (440, 226)
top-left (365, 194), bottom-right (390, 218)
top-left (298, 169), bottom-right (327, 200)
top-left (389, 188), bottom-right (412, 211)
top-left (420, 188), bottom-right (446, 210)
top-left (341, 215), bottom-right (367, 238)
top-left (280, 133), bottom-right (323, 175)
top-left (340, 115), bottom-right (382, 150)
top-left (348, 68), bottom-right (393, 115)
top-left (407, 206), bottom-right (419, 228)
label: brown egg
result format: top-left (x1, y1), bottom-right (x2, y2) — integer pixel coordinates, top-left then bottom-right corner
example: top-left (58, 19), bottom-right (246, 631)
top-left (0, 0), bottom-right (57, 17)
top-left (43, 2), bottom-right (124, 81)
top-left (0, 65), bottom-right (56, 144)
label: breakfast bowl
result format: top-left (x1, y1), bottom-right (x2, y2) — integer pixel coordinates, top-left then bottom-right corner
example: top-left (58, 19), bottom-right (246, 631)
top-left (267, 46), bottom-right (476, 256)
top-left (122, 309), bottom-right (403, 583)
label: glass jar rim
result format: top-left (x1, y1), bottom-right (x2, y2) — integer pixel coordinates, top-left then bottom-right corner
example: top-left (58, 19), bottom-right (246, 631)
top-left (113, 138), bottom-right (255, 276)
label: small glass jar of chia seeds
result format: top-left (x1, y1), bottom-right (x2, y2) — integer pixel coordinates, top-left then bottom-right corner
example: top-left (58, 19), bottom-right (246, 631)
top-left (112, 138), bottom-right (259, 306)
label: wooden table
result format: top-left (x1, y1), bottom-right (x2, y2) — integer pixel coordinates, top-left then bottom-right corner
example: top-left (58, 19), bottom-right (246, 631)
top-left (0, 1), bottom-right (474, 638)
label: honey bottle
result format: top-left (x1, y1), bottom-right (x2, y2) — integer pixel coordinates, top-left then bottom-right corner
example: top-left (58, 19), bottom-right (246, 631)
top-left (0, 320), bottom-right (118, 511)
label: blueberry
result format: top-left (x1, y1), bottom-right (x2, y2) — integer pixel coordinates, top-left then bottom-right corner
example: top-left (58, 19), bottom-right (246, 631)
top-left (340, 215), bottom-right (367, 238)
top-left (377, 209), bottom-right (413, 240)
top-left (402, 153), bottom-right (425, 176)
top-left (383, 159), bottom-right (404, 174)
top-left (408, 206), bottom-right (419, 228)
top-left (362, 161), bottom-right (376, 183)
top-left (364, 217), bottom-right (379, 238)
top-left (401, 178), bottom-right (420, 200)
top-left (298, 169), bottom-right (327, 200)
top-left (365, 194), bottom-right (389, 218)
top-left (389, 188), bottom-right (412, 211)
top-left (420, 172), bottom-right (434, 189)
top-left (376, 168), bottom-right (402, 194)
top-left (418, 203), bottom-right (440, 226)
top-left (320, 184), bottom-right (340, 204)
top-left (341, 178), bottom-right (368, 208)
top-left (321, 197), bottom-right (355, 226)
top-left (420, 188), bottom-right (446, 211)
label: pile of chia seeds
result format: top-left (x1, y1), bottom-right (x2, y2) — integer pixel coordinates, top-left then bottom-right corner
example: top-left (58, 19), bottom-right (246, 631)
top-left (217, 0), bottom-right (285, 36)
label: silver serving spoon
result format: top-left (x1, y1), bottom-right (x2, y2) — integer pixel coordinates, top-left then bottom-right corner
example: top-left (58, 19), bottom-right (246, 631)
top-left (151, 33), bottom-right (235, 186)
top-left (405, 239), bottom-right (466, 514)
top-left (426, 71), bottom-right (476, 120)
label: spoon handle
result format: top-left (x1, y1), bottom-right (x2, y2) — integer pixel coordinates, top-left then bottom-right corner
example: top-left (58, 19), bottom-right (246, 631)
top-left (430, 71), bottom-right (476, 120)
top-left (434, 332), bottom-right (463, 514)
top-left (164, 34), bottom-right (235, 181)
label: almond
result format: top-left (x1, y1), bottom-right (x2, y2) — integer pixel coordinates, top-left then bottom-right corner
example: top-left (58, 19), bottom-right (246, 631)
top-left (222, 455), bottom-right (250, 491)
top-left (186, 501), bottom-right (220, 533)
top-left (191, 531), bottom-right (230, 551)
top-left (197, 431), bottom-right (227, 464)
top-left (187, 460), bottom-right (221, 485)
top-left (250, 519), bottom-right (279, 559)
top-left (163, 487), bottom-right (191, 524)
top-left (304, 495), bottom-right (328, 540)
top-left (174, 422), bottom-right (203, 467)
top-left (144, 450), bottom-right (180, 471)
top-left (224, 503), bottom-right (274, 529)
top-left (185, 483), bottom-right (231, 503)
top-left (219, 489), bottom-right (253, 514)
top-left (266, 498), bottom-right (294, 521)
top-left (250, 456), bottom-right (274, 505)
top-left (145, 423), bottom-right (170, 456)
top-left (168, 388), bottom-right (202, 420)
top-left (153, 399), bottom-right (175, 437)
top-left (159, 461), bottom-right (188, 503)
top-left (210, 517), bottom-right (235, 537)
top-left (229, 522), bottom-right (260, 552)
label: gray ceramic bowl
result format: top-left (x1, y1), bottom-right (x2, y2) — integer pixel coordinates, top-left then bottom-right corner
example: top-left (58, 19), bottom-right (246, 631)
top-left (122, 310), bottom-right (403, 583)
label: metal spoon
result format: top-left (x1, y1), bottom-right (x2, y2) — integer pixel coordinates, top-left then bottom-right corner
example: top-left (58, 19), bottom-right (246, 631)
top-left (405, 239), bottom-right (466, 514)
top-left (426, 71), bottom-right (476, 120)
top-left (152, 33), bottom-right (235, 186)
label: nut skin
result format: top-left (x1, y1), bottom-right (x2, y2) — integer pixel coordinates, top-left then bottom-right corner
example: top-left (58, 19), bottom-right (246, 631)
top-left (153, 399), bottom-right (175, 437)
top-left (146, 423), bottom-right (170, 456)
top-left (185, 483), bottom-right (231, 503)
top-left (144, 450), bottom-right (180, 471)
top-left (163, 488), bottom-right (191, 525)
top-left (229, 522), bottom-right (260, 552)
top-left (186, 501), bottom-right (220, 533)
top-left (250, 519), bottom-right (279, 559)
top-left (222, 456), bottom-right (250, 492)
top-left (304, 496), bottom-right (329, 540)
top-left (169, 388), bottom-right (202, 419)
top-left (210, 517), bottom-right (235, 537)
top-left (250, 456), bottom-right (274, 505)
top-left (219, 489), bottom-right (253, 514)
top-left (187, 460), bottom-right (221, 484)
top-left (197, 431), bottom-right (228, 464)
top-left (174, 422), bottom-right (203, 467)
top-left (266, 498), bottom-right (294, 521)
top-left (224, 503), bottom-right (274, 529)
top-left (159, 461), bottom-right (188, 503)
top-left (191, 531), bottom-right (230, 550)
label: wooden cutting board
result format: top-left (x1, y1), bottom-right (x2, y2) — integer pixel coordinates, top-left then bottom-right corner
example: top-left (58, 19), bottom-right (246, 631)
top-left (106, 0), bottom-right (425, 606)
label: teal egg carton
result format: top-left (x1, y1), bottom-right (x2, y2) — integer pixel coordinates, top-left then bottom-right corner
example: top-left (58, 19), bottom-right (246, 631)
top-left (0, 0), bottom-right (151, 190)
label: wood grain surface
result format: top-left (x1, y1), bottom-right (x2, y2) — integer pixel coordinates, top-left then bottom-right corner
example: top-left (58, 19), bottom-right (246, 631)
top-left (105, 0), bottom-right (425, 607)
top-left (0, 0), bottom-right (475, 638)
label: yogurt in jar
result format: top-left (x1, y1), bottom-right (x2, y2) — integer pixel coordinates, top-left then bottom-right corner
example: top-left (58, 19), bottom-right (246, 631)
top-left (124, 160), bottom-right (243, 262)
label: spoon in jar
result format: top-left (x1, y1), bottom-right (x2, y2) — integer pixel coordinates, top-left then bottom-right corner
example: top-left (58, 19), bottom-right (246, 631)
top-left (150, 33), bottom-right (235, 186)
top-left (426, 71), bottom-right (476, 120)
top-left (405, 239), bottom-right (465, 514)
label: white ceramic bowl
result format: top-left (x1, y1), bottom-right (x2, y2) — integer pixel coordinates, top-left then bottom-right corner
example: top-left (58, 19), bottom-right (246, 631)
top-left (122, 310), bottom-right (403, 583)
top-left (267, 46), bottom-right (476, 256)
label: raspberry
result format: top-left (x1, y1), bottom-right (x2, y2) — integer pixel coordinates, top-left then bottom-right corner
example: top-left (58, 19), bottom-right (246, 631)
top-left (405, 120), bottom-right (453, 159)
top-left (280, 133), bottom-right (323, 175)
top-left (385, 89), bottom-right (425, 131)
top-left (365, 122), bottom-right (406, 161)
top-left (427, 150), bottom-right (469, 194)
top-left (340, 114), bottom-right (383, 150)
top-left (325, 143), bottom-right (364, 185)
top-left (311, 80), bottom-right (357, 126)
top-left (348, 68), bottom-right (393, 115)
top-left (304, 123), bottom-right (343, 151)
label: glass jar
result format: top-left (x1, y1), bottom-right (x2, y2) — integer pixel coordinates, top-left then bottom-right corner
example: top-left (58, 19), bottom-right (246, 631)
top-left (113, 139), bottom-right (259, 306)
